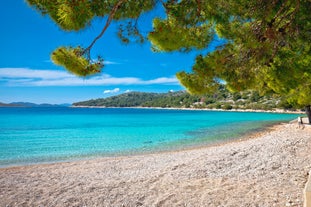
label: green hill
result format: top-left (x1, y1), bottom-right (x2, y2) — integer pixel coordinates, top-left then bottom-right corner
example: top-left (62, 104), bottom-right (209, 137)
top-left (73, 88), bottom-right (299, 111)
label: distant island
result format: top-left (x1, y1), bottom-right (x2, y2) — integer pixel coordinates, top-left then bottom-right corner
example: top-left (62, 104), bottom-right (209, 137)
top-left (0, 102), bottom-right (70, 108)
top-left (73, 87), bottom-right (301, 112)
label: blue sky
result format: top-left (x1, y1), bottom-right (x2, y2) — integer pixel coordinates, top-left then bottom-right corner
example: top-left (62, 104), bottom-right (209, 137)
top-left (0, 1), bottom-right (222, 104)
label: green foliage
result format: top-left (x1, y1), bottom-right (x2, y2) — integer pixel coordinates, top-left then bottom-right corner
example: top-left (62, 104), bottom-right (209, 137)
top-left (232, 92), bottom-right (242, 101)
top-left (74, 92), bottom-right (173, 107)
top-left (26, 0), bottom-right (156, 76)
top-left (27, 0), bottom-right (94, 31)
top-left (27, 0), bottom-right (155, 31)
top-left (27, 0), bottom-right (311, 113)
top-left (92, 0), bottom-right (155, 20)
top-left (250, 91), bottom-right (261, 102)
top-left (151, 0), bottom-right (311, 111)
top-left (148, 17), bottom-right (214, 52)
top-left (222, 104), bottom-right (233, 110)
top-left (215, 103), bottom-right (222, 109)
top-left (73, 88), bottom-right (297, 111)
top-left (51, 46), bottom-right (103, 77)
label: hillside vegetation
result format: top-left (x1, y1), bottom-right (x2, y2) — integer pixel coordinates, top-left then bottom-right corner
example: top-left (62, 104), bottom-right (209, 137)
top-left (73, 87), bottom-right (299, 111)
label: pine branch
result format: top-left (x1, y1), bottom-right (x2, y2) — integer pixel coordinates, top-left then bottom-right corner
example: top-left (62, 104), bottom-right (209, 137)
top-left (84, 0), bottom-right (126, 57)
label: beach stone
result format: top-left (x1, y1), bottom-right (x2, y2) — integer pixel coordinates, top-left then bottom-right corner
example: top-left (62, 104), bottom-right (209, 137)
top-left (304, 170), bottom-right (311, 207)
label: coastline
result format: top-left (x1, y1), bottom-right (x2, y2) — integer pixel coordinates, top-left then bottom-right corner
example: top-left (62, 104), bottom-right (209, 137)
top-left (72, 105), bottom-right (305, 114)
top-left (0, 122), bottom-right (284, 169)
top-left (1, 107), bottom-right (301, 169)
top-left (1, 123), bottom-right (310, 206)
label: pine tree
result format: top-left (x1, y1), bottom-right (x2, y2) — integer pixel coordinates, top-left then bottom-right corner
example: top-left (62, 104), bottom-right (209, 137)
top-left (27, 0), bottom-right (311, 122)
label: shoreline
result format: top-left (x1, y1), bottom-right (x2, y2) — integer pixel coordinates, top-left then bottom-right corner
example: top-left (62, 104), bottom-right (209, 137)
top-left (72, 105), bottom-right (305, 114)
top-left (0, 122), bottom-right (289, 169)
top-left (0, 123), bottom-right (283, 170)
top-left (1, 123), bottom-right (310, 206)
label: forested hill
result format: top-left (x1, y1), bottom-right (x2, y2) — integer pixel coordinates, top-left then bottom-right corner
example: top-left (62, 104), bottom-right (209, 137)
top-left (73, 89), bottom-right (297, 111)
top-left (74, 91), bottom-right (183, 108)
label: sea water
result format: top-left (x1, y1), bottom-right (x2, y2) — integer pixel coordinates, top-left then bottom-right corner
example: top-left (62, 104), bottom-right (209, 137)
top-left (0, 107), bottom-right (298, 167)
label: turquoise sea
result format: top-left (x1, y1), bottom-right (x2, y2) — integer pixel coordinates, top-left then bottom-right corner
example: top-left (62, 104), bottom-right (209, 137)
top-left (0, 107), bottom-right (298, 167)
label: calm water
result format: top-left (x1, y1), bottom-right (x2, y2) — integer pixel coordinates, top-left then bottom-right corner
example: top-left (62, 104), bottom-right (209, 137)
top-left (0, 107), bottom-right (298, 167)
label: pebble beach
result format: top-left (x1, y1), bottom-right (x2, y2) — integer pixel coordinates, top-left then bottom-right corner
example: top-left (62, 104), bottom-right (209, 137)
top-left (1, 123), bottom-right (310, 206)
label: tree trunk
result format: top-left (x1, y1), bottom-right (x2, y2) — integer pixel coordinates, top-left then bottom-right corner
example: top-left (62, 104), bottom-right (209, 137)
top-left (306, 105), bottom-right (311, 124)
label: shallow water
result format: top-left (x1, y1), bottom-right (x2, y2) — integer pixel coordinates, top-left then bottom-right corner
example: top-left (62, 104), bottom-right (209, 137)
top-left (0, 107), bottom-right (298, 166)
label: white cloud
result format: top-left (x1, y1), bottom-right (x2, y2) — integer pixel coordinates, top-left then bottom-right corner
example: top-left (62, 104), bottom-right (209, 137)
top-left (0, 68), bottom-right (179, 87)
top-left (144, 77), bottom-right (178, 85)
top-left (103, 88), bottom-right (120, 94)
top-left (0, 68), bottom-right (72, 79)
top-left (104, 60), bottom-right (120, 65)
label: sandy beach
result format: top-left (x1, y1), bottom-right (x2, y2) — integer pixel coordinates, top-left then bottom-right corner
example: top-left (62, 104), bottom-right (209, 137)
top-left (0, 123), bottom-right (310, 207)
